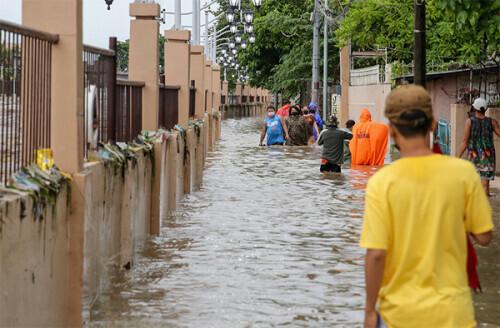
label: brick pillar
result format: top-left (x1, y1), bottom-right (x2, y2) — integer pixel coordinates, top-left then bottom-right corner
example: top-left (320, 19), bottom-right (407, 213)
top-left (211, 64), bottom-right (221, 111)
top-left (165, 30), bottom-right (191, 127)
top-left (204, 59), bottom-right (213, 112)
top-left (129, 3), bottom-right (160, 130)
top-left (23, 1), bottom-right (84, 326)
top-left (190, 45), bottom-right (205, 119)
top-left (222, 80), bottom-right (229, 104)
top-left (339, 44), bottom-right (351, 125)
top-left (450, 104), bottom-right (468, 156)
top-left (235, 81), bottom-right (242, 104)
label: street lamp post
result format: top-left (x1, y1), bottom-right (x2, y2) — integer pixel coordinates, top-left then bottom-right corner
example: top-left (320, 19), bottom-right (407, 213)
top-left (311, 0), bottom-right (321, 104)
top-left (322, 0), bottom-right (329, 122)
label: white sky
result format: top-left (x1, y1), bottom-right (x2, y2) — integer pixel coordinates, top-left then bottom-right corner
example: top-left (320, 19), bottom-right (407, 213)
top-left (0, 0), bottom-right (216, 48)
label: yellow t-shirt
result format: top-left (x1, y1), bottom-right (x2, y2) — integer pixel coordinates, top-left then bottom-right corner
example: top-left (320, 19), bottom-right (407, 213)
top-left (360, 154), bottom-right (493, 328)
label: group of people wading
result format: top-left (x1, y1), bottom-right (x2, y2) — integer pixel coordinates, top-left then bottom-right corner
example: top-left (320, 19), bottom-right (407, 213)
top-left (259, 101), bottom-right (389, 173)
top-left (259, 85), bottom-right (498, 328)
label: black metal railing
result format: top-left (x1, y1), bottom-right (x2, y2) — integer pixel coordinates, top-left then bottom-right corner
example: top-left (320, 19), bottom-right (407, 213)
top-left (159, 84), bottom-right (179, 130)
top-left (189, 80), bottom-right (196, 118)
top-left (242, 96), bottom-right (247, 103)
top-left (83, 43), bottom-right (116, 156)
top-left (250, 96), bottom-right (255, 103)
top-left (221, 95), bottom-right (226, 105)
top-left (0, 19), bottom-right (58, 183)
top-left (115, 80), bottom-right (144, 142)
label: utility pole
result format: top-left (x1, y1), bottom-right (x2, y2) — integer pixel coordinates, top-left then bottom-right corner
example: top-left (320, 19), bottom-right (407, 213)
top-left (414, 0), bottom-right (426, 87)
top-left (205, 10), bottom-right (210, 57)
top-left (175, 0), bottom-right (181, 29)
top-left (322, 0), bottom-right (329, 123)
top-left (311, 0), bottom-right (321, 103)
top-left (192, 0), bottom-right (200, 44)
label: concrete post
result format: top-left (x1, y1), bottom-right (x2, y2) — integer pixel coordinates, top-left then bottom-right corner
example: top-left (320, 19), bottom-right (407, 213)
top-left (23, 0), bottom-right (83, 174)
top-left (339, 44), bottom-right (351, 125)
top-left (23, 1), bottom-right (84, 325)
top-left (211, 65), bottom-right (221, 112)
top-left (235, 81), bottom-right (242, 105)
top-left (190, 45), bottom-right (206, 119)
top-left (450, 104), bottom-right (468, 156)
top-left (222, 80), bottom-right (229, 104)
top-left (204, 59), bottom-right (213, 112)
top-left (165, 30), bottom-right (191, 127)
top-left (129, 3), bottom-right (160, 131)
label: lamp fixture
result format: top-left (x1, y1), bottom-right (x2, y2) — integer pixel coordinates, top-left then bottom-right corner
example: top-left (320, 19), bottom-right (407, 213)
top-left (229, 41), bottom-right (236, 49)
top-left (229, 0), bottom-right (240, 9)
top-left (249, 34), bottom-right (256, 44)
top-left (252, 0), bottom-right (262, 8)
top-left (241, 39), bottom-right (247, 49)
top-left (232, 49), bottom-right (238, 55)
top-left (105, 0), bottom-right (113, 10)
top-left (243, 10), bottom-right (254, 24)
top-left (230, 23), bottom-right (238, 34)
top-left (244, 23), bottom-right (254, 34)
top-left (235, 32), bottom-right (242, 44)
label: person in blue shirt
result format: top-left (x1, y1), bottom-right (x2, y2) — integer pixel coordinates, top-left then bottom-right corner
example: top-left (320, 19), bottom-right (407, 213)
top-left (308, 101), bottom-right (324, 131)
top-left (259, 106), bottom-right (289, 146)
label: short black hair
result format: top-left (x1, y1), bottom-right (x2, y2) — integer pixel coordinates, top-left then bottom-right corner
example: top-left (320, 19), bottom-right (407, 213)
top-left (392, 109), bottom-right (432, 138)
top-left (267, 106), bottom-right (276, 111)
top-left (346, 120), bottom-right (355, 129)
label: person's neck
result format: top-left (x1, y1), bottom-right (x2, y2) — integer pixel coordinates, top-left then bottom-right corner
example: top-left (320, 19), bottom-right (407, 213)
top-left (475, 111), bottom-right (486, 119)
top-left (397, 137), bottom-right (434, 158)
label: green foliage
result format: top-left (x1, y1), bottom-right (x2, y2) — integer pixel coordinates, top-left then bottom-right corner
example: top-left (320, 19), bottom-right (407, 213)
top-left (336, 0), bottom-right (500, 66)
top-left (216, 0), bottom-right (344, 99)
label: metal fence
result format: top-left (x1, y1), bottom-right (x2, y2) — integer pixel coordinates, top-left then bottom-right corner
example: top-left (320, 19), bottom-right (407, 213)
top-left (189, 80), bottom-right (196, 118)
top-left (0, 20), bottom-right (58, 183)
top-left (83, 44), bottom-right (115, 156)
top-left (115, 80), bottom-right (144, 142)
top-left (159, 85), bottom-right (179, 129)
top-left (242, 96), bottom-right (247, 103)
top-left (249, 96), bottom-right (255, 103)
top-left (221, 95), bottom-right (226, 105)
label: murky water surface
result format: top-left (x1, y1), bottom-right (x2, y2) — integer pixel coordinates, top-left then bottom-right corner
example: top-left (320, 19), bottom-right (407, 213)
top-left (89, 117), bottom-right (500, 327)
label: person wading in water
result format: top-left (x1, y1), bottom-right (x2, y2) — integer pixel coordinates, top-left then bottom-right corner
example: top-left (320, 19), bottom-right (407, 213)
top-left (317, 116), bottom-right (352, 173)
top-left (259, 106), bottom-right (289, 146)
top-left (286, 106), bottom-right (310, 146)
top-left (361, 85), bottom-right (493, 328)
top-left (458, 97), bottom-right (500, 196)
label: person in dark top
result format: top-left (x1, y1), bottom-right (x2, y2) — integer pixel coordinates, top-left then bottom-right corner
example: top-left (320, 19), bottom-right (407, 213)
top-left (286, 106), bottom-right (310, 146)
top-left (317, 115), bottom-right (353, 173)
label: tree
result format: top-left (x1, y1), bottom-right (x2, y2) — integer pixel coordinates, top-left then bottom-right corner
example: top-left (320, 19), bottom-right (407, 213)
top-left (116, 36), bottom-right (166, 74)
top-left (336, 0), bottom-right (500, 66)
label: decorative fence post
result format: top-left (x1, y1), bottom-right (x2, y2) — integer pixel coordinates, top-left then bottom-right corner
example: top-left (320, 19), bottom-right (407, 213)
top-left (190, 45), bottom-right (206, 119)
top-left (165, 30), bottom-right (191, 128)
top-left (129, 2), bottom-right (160, 131)
top-left (23, 0), bottom-right (84, 326)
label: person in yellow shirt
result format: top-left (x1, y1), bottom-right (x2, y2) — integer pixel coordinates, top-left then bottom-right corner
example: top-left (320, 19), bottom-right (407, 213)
top-left (360, 85), bottom-right (494, 328)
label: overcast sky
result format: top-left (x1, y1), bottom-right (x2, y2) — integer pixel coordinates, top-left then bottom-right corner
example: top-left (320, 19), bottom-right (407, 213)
top-left (0, 0), bottom-right (216, 48)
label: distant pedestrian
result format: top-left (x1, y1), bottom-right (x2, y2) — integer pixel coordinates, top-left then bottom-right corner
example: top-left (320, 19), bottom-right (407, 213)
top-left (317, 116), bottom-right (352, 173)
top-left (286, 106), bottom-right (310, 146)
top-left (303, 106), bottom-right (320, 143)
top-left (361, 85), bottom-right (493, 328)
top-left (277, 100), bottom-right (291, 118)
top-left (260, 106), bottom-right (289, 146)
top-left (308, 101), bottom-right (324, 131)
top-left (458, 98), bottom-right (500, 196)
top-left (349, 109), bottom-right (389, 166)
top-left (340, 120), bottom-right (355, 164)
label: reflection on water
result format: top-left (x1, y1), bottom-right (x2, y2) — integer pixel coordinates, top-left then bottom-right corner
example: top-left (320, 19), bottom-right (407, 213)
top-left (89, 117), bottom-right (500, 327)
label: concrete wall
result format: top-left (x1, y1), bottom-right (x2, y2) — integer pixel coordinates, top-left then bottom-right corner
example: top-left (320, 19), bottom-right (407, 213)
top-left (347, 84), bottom-right (391, 124)
top-left (82, 151), bottom-right (153, 318)
top-left (0, 186), bottom-right (72, 326)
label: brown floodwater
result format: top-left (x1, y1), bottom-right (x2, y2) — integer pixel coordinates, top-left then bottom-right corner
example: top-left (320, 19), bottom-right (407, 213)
top-left (89, 117), bottom-right (500, 327)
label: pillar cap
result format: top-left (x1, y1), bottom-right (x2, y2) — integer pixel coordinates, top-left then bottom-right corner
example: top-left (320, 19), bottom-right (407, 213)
top-left (130, 3), bottom-right (160, 18)
top-left (165, 29), bottom-right (191, 42)
top-left (191, 45), bottom-right (204, 54)
top-left (212, 64), bottom-right (221, 71)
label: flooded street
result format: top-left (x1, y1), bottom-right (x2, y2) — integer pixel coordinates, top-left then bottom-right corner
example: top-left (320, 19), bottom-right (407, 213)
top-left (90, 117), bottom-right (500, 327)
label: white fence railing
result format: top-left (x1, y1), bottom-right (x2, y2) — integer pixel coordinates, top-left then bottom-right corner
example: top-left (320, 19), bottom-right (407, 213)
top-left (350, 65), bottom-right (391, 86)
